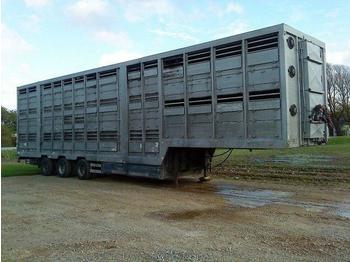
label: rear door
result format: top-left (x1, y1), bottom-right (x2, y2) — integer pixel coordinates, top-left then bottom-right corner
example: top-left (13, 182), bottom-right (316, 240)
top-left (299, 40), bottom-right (327, 142)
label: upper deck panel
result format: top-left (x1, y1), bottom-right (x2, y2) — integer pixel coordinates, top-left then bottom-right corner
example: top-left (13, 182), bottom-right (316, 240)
top-left (17, 24), bottom-right (324, 90)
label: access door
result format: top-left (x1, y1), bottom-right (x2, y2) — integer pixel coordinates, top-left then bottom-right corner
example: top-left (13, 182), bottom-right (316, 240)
top-left (299, 40), bottom-right (327, 140)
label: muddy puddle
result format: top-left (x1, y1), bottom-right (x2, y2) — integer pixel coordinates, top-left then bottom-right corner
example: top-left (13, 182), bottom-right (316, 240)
top-left (216, 184), bottom-right (350, 219)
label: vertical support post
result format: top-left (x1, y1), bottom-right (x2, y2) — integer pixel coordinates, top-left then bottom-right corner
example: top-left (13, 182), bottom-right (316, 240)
top-left (295, 37), bottom-right (303, 146)
top-left (158, 58), bottom-right (164, 156)
top-left (84, 75), bottom-right (87, 152)
top-left (96, 73), bottom-right (100, 154)
top-left (26, 87), bottom-right (29, 152)
top-left (37, 85), bottom-right (42, 153)
top-left (241, 39), bottom-right (248, 146)
top-left (183, 53), bottom-right (188, 139)
top-left (119, 65), bottom-right (128, 159)
top-left (321, 46), bottom-right (328, 141)
top-left (72, 78), bottom-right (75, 155)
top-left (51, 83), bottom-right (54, 154)
top-left (278, 29), bottom-right (288, 147)
top-left (37, 85), bottom-right (41, 154)
top-left (61, 81), bottom-right (64, 152)
top-left (116, 68), bottom-right (120, 152)
top-left (210, 46), bottom-right (216, 139)
top-left (141, 62), bottom-right (145, 155)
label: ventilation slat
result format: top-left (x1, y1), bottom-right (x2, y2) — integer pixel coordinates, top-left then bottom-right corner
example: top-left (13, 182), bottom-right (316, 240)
top-left (87, 131), bottom-right (97, 140)
top-left (74, 130), bottom-right (84, 141)
top-left (189, 96), bottom-right (212, 106)
top-left (164, 98), bottom-right (184, 107)
top-left (100, 98), bottom-right (117, 106)
top-left (215, 42), bottom-right (242, 58)
top-left (74, 76), bottom-right (84, 83)
top-left (129, 130), bottom-right (142, 141)
top-left (64, 131), bottom-right (72, 140)
top-left (163, 55), bottom-right (183, 69)
top-left (100, 131), bottom-right (118, 141)
top-left (19, 88), bottom-right (27, 94)
top-left (247, 33), bottom-right (278, 52)
top-left (53, 132), bottom-right (62, 140)
top-left (249, 89), bottom-right (280, 100)
top-left (28, 86), bottom-right (36, 93)
top-left (146, 129), bottom-right (159, 141)
top-left (99, 69), bottom-right (117, 78)
top-left (217, 93), bottom-right (243, 103)
top-left (63, 79), bottom-right (73, 85)
top-left (144, 60), bottom-right (157, 69)
top-left (187, 49), bottom-right (210, 64)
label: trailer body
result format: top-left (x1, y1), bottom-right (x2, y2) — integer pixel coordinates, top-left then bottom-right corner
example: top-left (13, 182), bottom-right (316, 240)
top-left (17, 24), bottom-right (327, 179)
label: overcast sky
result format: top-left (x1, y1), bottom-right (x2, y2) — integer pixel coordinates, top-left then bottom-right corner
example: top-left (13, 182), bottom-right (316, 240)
top-left (2, 0), bottom-right (350, 110)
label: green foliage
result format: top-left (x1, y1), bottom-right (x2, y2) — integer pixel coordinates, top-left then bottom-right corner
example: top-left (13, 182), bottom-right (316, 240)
top-left (1, 149), bottom-right (17, 161)
top-left (340, 125), bottom-right (350, 136)
top-left (1, 125), bottom-right (16, 147)
top-left (1, 106), bottom-right (16, 129)
top-left (1, 106), bottom-right (17, 147)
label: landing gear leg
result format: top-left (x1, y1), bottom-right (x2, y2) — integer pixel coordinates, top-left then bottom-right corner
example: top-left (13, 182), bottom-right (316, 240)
top-left (199, 151), bottom-right (211, 182)
top-left (174, 173), bottom-right (179, 186)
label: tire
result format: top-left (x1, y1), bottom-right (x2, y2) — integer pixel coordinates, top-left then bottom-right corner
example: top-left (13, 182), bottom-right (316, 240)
top-left (57, 158), bottom-right (72, 178)
top-left (75, 159), bottom-right (92, 180)
top-left (41, 157), bottom-right (53, 176)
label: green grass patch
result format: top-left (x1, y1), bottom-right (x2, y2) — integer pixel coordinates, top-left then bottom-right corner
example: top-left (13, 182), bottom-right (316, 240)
top-left (1, 149), bottom-right (17, 161)
top-left (1, 163), bottom-right (40, 177)
top-left (214, 136), bottom-right (350, 170)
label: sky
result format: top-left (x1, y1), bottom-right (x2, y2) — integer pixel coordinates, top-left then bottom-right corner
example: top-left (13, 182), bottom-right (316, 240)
top-left (1, 0), bottom-right (350, 110)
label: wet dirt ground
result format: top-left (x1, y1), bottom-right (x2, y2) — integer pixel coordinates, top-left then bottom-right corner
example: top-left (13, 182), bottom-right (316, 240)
top-left (2, 174), bottom-right (350, 261)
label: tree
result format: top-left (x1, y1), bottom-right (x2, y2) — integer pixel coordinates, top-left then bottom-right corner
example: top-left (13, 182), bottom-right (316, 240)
top-left (326, 63), bottom-right (350, 136)
top-left (1, 106), bottom-right (17, 147)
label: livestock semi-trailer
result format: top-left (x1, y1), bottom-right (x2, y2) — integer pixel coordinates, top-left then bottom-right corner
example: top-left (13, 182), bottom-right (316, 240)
top-left (17, 24), bottom-right (328, 181)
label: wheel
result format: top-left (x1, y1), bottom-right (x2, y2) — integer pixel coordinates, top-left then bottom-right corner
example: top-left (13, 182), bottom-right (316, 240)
top-left (40, 157), bottom-right (53, 176)
top-left (75, 159), bottom-right (92, 180)
top-left (57, 158), bottom-right (72, 178)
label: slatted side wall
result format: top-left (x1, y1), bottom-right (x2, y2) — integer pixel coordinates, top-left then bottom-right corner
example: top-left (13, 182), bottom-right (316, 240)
top-left (162, 55), bottom-right (185, 139)
top-left (127, 64), bottom-right (142, 154)
top-left (25, 69), bottom-right (121, 157)
top-left (159, 33), bottom-right (281, 143)
top-left (246, 33), bottom-right (281, 140)
top-left (143, 60), bottom-right (160, 154)
top-left (17, 86), bottom-right (38, 152)
top-left (187, 49), bottom-right (212, 138)
top-left (53, 81), bottom-right (63, 151)
top-left (215, 41), bottom-right (243, 139)
top-left (123, 33), bottom-right (282, 147)
top-left (42, 83), bottom-right (53, 152)
top-left (127, 61), bottom-right (160, 156)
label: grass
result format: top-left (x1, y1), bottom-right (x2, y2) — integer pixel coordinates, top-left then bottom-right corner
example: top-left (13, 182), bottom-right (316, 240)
top-left (213, 136), bottom-right (350, 170)
top-left (1, 149), bottom-right (40, 177)
top-left (1, 149), bottom-right (17, 161)
top-left (1, 163), bottom-right (40, 177)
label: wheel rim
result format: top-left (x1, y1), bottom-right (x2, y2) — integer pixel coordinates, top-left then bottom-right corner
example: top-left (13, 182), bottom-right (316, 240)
top-left (59, 162), bottom-right (65, 175)
top-left (42, 164), bottom-right (47, 174)
top-left (79, 163), bottom-right (86, 177)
